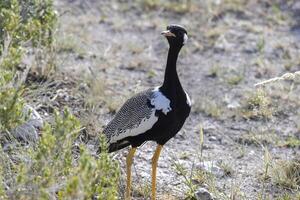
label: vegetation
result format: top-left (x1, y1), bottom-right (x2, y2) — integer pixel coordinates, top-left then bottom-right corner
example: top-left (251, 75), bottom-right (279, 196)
top-left (0, 74), bottom-right (25, 132)
top-left (0, 1), bottom-right (119, 199)
top-left (0, 0), bottom-right (57, 70)
top-left (0, 0), bottom-right (57, 133)
top-left (0, 109), bottom-right (119, 199)
top-left (241, 89), bottom-right (273, 120)
top-left (271, 158), bottom-right (300, 191)
top-left (1, 0), bottom-right (300, 199)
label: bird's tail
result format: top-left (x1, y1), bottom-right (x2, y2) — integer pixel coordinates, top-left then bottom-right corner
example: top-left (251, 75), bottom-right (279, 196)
top-left (97, 134), bottom-right (130, 153)
top-left (107, 140), bottom-right (131, 152)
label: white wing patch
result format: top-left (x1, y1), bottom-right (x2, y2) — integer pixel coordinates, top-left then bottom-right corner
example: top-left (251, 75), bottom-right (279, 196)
top-left (183, 33), bottom-right (188, 44)
top-left (109, 87), bottom-right (172, 143)
top-left (185, 91), bottom-right (191, 106)
top-left (110, 110), bottom-right (158, 143)
top-left (151, 87), bottom-right (172, 114)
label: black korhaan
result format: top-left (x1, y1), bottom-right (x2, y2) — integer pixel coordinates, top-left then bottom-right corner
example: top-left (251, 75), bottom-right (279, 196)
top-left (103, 24), bottom-right (191, 200)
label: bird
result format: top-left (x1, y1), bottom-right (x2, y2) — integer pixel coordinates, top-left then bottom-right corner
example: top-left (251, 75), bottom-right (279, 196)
top-left (103, 24), bottom-right (191, 200)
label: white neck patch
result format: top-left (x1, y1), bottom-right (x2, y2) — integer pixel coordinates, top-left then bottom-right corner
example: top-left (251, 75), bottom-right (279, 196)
top-left (183, 33), bottom-right (188, 44)
top-left (151, 87), bottom-right (172, 115)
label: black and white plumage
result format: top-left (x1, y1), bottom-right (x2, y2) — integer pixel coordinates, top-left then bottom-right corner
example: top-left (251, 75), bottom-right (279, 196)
top-left (105, 85), bottom-right (181, 151)
top-left (104, 87), bottom-right (171, 146)
top-left (102, 24), bottom-right (191, 200)
top-left (104, 25), bottom-right (191, 151)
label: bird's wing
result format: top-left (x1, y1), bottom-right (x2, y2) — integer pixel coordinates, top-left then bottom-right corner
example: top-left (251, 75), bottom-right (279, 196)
top-left (104, 87), bottom-right (171, 143)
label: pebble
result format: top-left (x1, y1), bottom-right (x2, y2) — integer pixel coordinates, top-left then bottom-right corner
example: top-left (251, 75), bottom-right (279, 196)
top-left (197, 161), bottom-right (224, 178)
top-left (227, 101), bottom-right (241, 109)
top-left (12, 105), bottom-right (43, 143)
top-left (195, 187), bottom-right (214, 200)
top-left (214, 35), bottom-right (231, 51)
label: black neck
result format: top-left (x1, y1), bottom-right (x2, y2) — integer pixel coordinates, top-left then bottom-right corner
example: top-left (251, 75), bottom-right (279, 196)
top-left (161, 45), bottom-right (183, 94)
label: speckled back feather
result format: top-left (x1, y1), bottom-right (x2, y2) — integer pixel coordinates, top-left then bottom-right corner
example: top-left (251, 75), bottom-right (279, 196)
top-left (104, 89), bottom-right (154, 143)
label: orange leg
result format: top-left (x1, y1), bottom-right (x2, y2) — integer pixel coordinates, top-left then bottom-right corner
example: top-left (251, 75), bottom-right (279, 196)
top-left (151, 145), bottom-right (163, 200)
top-left (125, 147), bottom-right (136, 200)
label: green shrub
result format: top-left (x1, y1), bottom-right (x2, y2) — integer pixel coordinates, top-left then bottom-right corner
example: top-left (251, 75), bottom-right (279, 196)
top-left (0, 165), bottom-right (6, 199)
top-left (58, 137), bottom-right (120, 200)
top-left (0, 2), bottom-right (120, 199)
top-left (0, 109), bottom-right (119, 199)
top-left (0, 70), bottom-right (25, 133)
top-left (0, 0), bottom-right (57, 70)
top-left (0, 0), bottom-right (57, 133)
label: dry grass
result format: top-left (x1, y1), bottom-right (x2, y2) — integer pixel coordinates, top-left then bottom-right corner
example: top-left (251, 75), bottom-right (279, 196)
top-left (240, 89), bottom-right (273, 120)
top-left (193, 97), bottom-right (223, 118)
top-left (236, 129), bottom-right (279, 147)
top-left (271, 159), bottom-right (300, 191)
top-left (132, 182), bottom-right (152, 199)
top-left (257, 148), bottom-right (300, 199)
top-left (255, 71), bottom-right (300, 87)
top-left (139, 0), bottom-right (194, 13)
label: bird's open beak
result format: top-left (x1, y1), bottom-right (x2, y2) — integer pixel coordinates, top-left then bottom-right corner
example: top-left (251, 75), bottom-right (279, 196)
top-left (161, 30), bottom-right (176, 37)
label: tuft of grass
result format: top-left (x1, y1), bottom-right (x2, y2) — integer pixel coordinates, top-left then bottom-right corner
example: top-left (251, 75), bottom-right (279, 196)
top-left (218, 161), bottom-right (234, 177)
top-left (278, 137), bottom-right (300, 148)
top-left (192, 168), bottom-right (215, 187)
top-left (271, 159), bottom-right (300, 191)
top-left (259, 149), bottom-right (300, 196)
top-left (56, 34), bottom-right (86, 56)
top-left (81, 77), bottom-right (106, 110)
top-left (227, 74), bottom-right (243, 85)
top-left (236, 130), bottom-right (279, 147)
top-left (133, 182), bottom-right (152, 199)
top-left (139, 0), bottom-right (192, 13)
top-left (172, 161), bottom-right (197, 199)
top-left (193, 97), bottom-right (223, 118)
top-left (258, 147), bottom-right (272, 200)
top-left (139, 0), bottom-right (160, 9)
top-left (205, 26), bottom-right (228, 41)
top-left (147, 69), bottom-right (157, 78)
top-left (266, 3), bottom-right (287, 25)
top-left (256, 36), bottom-right (265, 55)
top-left (241, 89), bottom-right (273, 120)
top-left (276, 192), bottom-right (300, 200)
top-left (207, 65), bottom-right (220, 78)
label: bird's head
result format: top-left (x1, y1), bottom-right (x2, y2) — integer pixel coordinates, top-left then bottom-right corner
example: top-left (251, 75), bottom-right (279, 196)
top-left (161, 24), bottom-right (188, 47)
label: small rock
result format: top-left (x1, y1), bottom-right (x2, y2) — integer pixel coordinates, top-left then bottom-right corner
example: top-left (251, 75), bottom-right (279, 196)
top-left (12, 105), bottom-right (43, 143)
top-left (78, 82), bottom-right (89, 93)
top-left (214, 35), bottom-right (231, 51)
top-left (203, 122), bottom-right (217, 133)
top-left (24, 105), bottom-right (43, 128)
top-left (195, 187), bottom-right (214, 200)
top-left (227, 101), bottom-right (241, 109)
top-left (208, 136), bottom-right (218, 142)
top-left (13, 123), bottom-right (39, 143)
top-left (292, 1), bottom-right (300, 12)
top-left (198, 161), bottom-right (223, 178)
